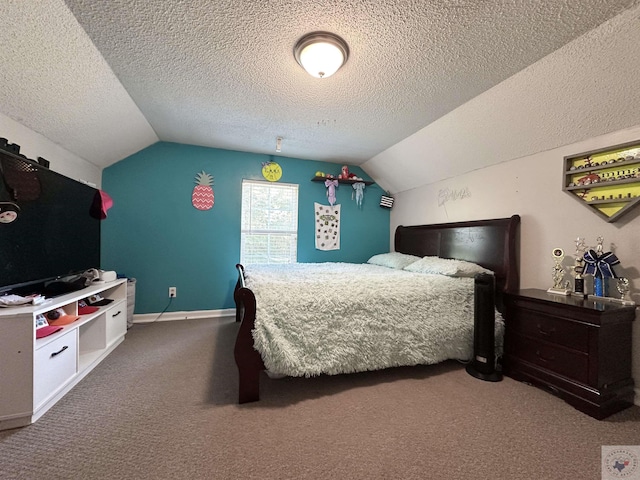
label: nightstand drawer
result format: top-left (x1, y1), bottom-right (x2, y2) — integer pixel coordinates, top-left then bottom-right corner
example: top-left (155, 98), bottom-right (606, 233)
top-left (506, 333), bottom-right (589, 384)
top-left (507, 307), bottom-right (589, 352)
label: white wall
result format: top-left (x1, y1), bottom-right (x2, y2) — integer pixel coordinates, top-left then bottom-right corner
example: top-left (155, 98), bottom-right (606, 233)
top-left (366, 4), bottom-right (640, 405)
top-left (391, 125), bottom-right (640, 404)
top-left (0, 112), bottom-right (101, 187)
top-left (391, 126), bottom-right (640, 288)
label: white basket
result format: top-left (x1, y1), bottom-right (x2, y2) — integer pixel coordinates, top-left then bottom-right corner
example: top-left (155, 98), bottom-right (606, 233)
top-left (126, 278), bottom-right (136, 329)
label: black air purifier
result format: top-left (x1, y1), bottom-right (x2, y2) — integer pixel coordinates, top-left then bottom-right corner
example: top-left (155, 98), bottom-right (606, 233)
top-left (466, 273), bottom-right (503, 382)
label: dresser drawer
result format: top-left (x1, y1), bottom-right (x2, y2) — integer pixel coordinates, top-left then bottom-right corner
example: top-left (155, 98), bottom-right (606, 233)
top-left (105, 300), bottom-right (127, 346)
top-left (507, 307), bottom-right (589, 352)
top-left (34, 330), bottom-right (78, 408)
top-left (506, 332), bottom-right (589, 384)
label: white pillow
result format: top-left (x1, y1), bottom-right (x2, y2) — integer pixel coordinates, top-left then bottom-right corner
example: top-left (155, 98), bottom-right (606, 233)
top-left (404, 256), bottom-right (492, 277)
top-left (366, 252), bottom-right (422, 270)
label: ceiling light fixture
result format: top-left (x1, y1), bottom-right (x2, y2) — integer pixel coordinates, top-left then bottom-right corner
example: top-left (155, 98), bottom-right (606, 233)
top-left (294, 31), bottom-right (349, 79)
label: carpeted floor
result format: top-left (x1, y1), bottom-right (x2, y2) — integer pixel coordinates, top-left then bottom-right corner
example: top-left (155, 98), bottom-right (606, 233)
top-left (0, 317), bottom-right (638, 479)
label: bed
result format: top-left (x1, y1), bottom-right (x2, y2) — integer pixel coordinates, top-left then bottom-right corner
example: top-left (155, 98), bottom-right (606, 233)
top-left (233, 215), bottom-right (520, 403)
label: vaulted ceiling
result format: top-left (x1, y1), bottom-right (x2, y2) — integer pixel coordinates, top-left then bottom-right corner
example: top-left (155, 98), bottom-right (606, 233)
top-left (1, 0), bottom-right (639, 172)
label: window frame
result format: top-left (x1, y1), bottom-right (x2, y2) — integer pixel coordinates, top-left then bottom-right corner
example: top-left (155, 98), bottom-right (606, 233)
top-left (240, 179), bottom-right (299, 265)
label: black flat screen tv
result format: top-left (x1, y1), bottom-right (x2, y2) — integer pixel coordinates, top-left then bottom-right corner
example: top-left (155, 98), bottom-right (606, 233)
top-left (0, 149), bottom-right (101, 295)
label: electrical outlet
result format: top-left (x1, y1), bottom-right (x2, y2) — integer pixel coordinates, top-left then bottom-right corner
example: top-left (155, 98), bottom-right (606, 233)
top-left (169, 287), bottom-right (177, 298)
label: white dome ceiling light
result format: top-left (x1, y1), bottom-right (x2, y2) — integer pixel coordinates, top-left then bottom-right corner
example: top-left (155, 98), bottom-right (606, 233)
top-left (294, 32), bottom-right (349, 79)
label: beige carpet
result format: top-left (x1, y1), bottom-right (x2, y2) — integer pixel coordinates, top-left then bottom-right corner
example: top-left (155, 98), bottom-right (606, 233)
top-left (0, 317), bottom-right (639, 480)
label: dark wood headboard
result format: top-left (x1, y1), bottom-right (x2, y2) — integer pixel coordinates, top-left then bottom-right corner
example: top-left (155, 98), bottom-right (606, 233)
top-left (394, 215), bottom-right (520, 297)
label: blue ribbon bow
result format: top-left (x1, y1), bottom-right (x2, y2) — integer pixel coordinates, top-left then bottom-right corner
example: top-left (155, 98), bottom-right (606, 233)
top-left (583, 249), bottom-right (619, 278)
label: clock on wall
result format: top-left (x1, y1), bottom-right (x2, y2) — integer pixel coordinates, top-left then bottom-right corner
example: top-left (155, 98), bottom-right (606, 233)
top-left (262, 161), bottom-right (282, 182)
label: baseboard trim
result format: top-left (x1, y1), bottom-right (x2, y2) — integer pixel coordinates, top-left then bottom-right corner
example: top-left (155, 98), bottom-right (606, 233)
top-left (133, 308), bottom-right (235, 323)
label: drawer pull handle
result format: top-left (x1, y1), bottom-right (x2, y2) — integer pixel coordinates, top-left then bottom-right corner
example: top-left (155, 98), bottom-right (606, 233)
top-left (51, 345), bottom-right (69, 358)
top-left (113, 310), bottom-right (122, 317)
top-left (535, 350), bottom-right (555, 363)
top-left (536, 324), bottom-right (555, 336)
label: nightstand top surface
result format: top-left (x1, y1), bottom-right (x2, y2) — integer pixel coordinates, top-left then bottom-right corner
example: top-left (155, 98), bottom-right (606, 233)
top-left (509, 288), bottom-right (636, 313)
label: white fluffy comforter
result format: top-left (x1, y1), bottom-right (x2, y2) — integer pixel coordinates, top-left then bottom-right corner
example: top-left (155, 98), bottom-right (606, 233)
top-left (245, 263), bottom-right (503, 377)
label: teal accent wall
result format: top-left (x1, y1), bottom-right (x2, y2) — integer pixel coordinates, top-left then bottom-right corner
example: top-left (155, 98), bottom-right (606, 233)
top-left (101, 142), bottom-right (390, 314)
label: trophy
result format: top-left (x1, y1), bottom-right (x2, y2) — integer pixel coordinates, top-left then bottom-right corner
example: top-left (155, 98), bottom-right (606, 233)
top-left (590, 236), bottom-right (613, 297)
top-left (595, 236), bottom-right (604, 255)
top-left (615, 277), bottom-right (635, 305)
top-left (572, 237), bottom-right (586, 296)
top-left (582, 236), bottom-right (629, 303)
top-left (548, 248), bottom-right (571, 295)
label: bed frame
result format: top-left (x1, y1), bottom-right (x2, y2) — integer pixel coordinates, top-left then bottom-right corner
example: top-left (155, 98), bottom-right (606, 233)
top-left (233, 215), bottom-right (520, 404)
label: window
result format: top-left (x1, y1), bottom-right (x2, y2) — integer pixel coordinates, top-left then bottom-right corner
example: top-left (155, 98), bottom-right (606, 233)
top-left (241, 180), bottom-right (298, 264)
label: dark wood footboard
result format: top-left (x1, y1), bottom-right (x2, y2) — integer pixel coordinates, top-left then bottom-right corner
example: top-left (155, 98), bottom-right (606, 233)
top-left (234, 264), bottom-right (265, 403)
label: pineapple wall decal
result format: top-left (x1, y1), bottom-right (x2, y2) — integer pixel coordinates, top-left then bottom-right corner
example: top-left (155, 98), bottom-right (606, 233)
top-left (192, 171), bottom-right (214, 210)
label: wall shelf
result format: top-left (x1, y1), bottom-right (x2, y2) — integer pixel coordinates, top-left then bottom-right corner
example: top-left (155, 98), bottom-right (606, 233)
top-left (564, 156), bottom-right (640, 175)
top-left (565, 176), bottom-right (639, 192)
top-left (563, 140), bottom-right (640, 222)
top-left (311, 176), bottom-right (373, 186)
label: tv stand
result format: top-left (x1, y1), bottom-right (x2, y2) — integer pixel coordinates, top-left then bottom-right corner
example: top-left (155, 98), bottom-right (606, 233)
top-left (0, 279), bottom-right (128, 431)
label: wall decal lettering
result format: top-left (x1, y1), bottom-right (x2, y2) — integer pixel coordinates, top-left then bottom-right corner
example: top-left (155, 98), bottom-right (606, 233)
top-left (438, 187), bottom-right (471, 207)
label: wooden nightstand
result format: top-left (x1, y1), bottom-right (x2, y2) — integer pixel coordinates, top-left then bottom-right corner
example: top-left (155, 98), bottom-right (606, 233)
top-left (503, 288), bottom-right (636, 419)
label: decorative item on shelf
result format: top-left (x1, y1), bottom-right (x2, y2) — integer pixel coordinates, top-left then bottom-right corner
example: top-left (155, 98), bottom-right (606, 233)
top-left (583, 236), bottom-right (619, 297)
top-left (615, 277), bottom-right (635, 305)
top-left (380, 194), bottom-right (394, 209)
top-left (352, 182), bottom-right (365, 208)
top-left (548, 248), bottom-right (571, 295)
top-left (340, 165), bottom-right (349, 179)
top-left (572, 237), bottom-right (587, 296)
top-left (325, 178), bottom-right (339, 206)
top-left (575, 172), bottom-right (600, 186)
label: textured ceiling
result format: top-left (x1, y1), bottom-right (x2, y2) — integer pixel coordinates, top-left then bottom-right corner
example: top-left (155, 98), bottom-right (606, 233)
top-left (2, 0), bottom-right (640, 168)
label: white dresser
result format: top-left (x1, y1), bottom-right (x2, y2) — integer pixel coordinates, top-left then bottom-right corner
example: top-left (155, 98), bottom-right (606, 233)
top-left (0, 279), bottom-right (128, 430)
